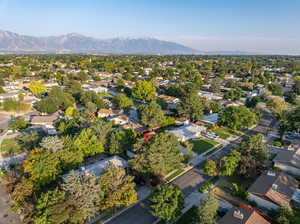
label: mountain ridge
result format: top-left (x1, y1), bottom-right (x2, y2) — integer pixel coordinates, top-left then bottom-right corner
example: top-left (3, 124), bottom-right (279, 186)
top-left (0, 30), bottom-right (199, 55)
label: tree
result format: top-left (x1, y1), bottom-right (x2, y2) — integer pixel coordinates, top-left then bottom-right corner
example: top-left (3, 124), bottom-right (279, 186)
top-left (279, 206), bottom-right (300, 224)
top-left (130, 132), bottom-right (183, 176)
top-left (178, 93), bottom-right (205, 122)
top-left (23, 148), bottom-right (61, 187)
top-left (138, 101), bottom-right (165, 128)
top-left (90, 119), bottom-right (114, 146)
top-left (219, 106), bottom-right (259, 130)
top-left (219, 150), bottom-right (241, 176)
top-left (33, 188), bottom-right (70, 224)
top-left (245, 96), bottom-right (260, 108)
top-left (268, 83), bottom-right (284, 96)
top-left (203, 160), bottom-right (218, 176)
top-left (269, 97), bottom-right (288, 118)
top-left (237, 134), bottom-right (269, 176)
top-left (149, 184), bottom-right (184, 222)
top-left (99, 163), bottom-right (137, 211)
top-left (29, 81), bottom-right (46, 96)
top-left (210, 78), bottom-right (222, 93)
top-left (197, 194), bottom-right (219, 224)
top-left (80, 91), bottom-right (106, 109)
top-left (62, 171), bottom-right (102, 224)
top-left (108, 129), bottom-right (136, 155)
top-left (36, 87), bottom-right (75, 113)
top-left (65, 106), bottom-right (75, 117)
top-left (74, 128), bottom-right (104, 157)
top-left (285, 92), bottom-right (299, 105)
top-left (112, 93), bottom-right (133, 109)
top-left (223, 88), bottom-right (243, 101)
top-left (40, 136), bottom-right (64, 153)
top-left (9, 116), bottom-right (30, 130)
top-left (132, 80), bottom-right (156, 101)
top-left (286, 106), bottom-right (300, 133)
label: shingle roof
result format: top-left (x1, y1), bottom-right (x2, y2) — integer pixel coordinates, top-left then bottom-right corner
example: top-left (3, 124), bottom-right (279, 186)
top-left (273, 148), bottom-right (300, 169)
top-left (218, 207), bottom-right (270, 224)
top-left (247, 171), bottom-right (298, 206)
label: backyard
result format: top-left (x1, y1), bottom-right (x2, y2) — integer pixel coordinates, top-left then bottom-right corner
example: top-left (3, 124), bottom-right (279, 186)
top-left (191, 138), bottom-right (218, 155)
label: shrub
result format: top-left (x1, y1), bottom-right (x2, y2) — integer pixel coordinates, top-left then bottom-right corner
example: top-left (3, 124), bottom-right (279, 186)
top-left (199, 181), bottom-right (214, 193)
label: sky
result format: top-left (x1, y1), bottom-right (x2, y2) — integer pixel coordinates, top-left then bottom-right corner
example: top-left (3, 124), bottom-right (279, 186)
top-left (0, 0), bottom-right (300, 54)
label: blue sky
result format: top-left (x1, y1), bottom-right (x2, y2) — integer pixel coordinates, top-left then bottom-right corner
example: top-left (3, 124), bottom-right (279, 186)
top-left (1, 0), bottom-right (300, 54)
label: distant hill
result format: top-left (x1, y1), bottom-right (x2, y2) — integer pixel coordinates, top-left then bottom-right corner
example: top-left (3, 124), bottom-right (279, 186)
top-left (0, 30), bottom-right (198, 55)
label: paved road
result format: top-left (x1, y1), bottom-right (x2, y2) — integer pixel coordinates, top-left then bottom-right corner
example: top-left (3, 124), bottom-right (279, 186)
top-left (105, 200), bottom-right (156, 224)
top-left (106, 112), bottom-right (276, 224)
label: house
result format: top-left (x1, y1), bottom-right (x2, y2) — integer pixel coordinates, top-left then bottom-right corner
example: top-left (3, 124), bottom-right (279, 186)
top-left (218, 207), bottom-right (270, 224)
top-left (158, 94), bottom-right (180, 109)
top-left (110, 115), bottom-right (129, 125)
top-left (98, 108), bottom-right (114, 118)
top-left (247, 170), bottom-right (299, 210)
top-left (198, 91), bottom-right (223, 101)
top-left (273, 148), bottom-right (300, 176)
top-left (30, 112), bottom-right (59, 134)
top-left (62, 156), bottom-right (127, 179)
top-left (169, 123), bottom-right (207, 142)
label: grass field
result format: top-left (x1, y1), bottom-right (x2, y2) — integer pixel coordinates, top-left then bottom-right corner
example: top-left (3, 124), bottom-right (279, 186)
top-left (213, 127), bottom-right (231, 139)
top-left (191, 138), bottom-right (217, 155)
top-left (175, 206), bottom-right (198, 224)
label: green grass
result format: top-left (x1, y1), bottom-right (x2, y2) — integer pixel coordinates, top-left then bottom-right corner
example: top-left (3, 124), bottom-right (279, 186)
top-left (165, 168), bottom-right (185, 182)
top-left (213, 127), bottom-right (231, 139)
top-left (191, 138), bottom-right (217, 155)
top-left (175, 206), bottom-right (198, 224)
top-left (0, 138), bottom-right (21, 157)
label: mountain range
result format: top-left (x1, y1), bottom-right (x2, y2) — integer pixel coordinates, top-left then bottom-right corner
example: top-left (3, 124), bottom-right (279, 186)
top-left (0, 30), bottom-right (199, 55)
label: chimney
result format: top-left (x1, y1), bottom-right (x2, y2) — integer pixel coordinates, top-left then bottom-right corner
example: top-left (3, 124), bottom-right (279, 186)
top-left (233, 210), bottom-right (244, 220)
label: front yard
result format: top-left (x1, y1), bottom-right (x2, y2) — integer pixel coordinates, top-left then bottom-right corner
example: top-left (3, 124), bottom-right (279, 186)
top-left (191, 138), bottom-right (218, 155)
top-left (212, 127), bottom-right (231, 139)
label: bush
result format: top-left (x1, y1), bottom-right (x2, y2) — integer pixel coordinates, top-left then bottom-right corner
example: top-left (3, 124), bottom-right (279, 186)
top-left (231, 183), bottom-right (249, 200)
top-left (199, 181), bottom-right (214, 193)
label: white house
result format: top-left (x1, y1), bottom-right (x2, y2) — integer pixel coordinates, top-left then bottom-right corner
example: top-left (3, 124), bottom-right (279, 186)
top-left (169, 123), bottom-right (207, 142)
top-left (247, 170), bottom-right (299, 210)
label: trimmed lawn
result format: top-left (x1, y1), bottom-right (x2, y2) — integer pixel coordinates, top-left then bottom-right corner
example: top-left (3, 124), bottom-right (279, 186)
top-left (165, 168), bottom-right (185, 182)
top-left (175, 206), bottom-right (198, 224)
top-left (191, 138), bottom-right (217, 155)
top-left (0, 138), bottom-right (21, 157)
top-left (213, 127), bottom-right (231, 139)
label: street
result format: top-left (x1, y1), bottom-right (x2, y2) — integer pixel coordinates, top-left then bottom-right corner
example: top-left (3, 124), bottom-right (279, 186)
top-left (105, 112), bottom-right (276, 224)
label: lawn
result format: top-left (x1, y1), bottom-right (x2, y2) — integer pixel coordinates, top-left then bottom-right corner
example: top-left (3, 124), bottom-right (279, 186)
top-left (165, 168), bottom-right (185, 182)
top-left (0, 138), bottom-right (21, 157)
top-left (213, 127), bottom-right (231, 139)
top-left (175, 206), bottom-right (198, 224)
top-left (191, 138), bottom-right (217, 155)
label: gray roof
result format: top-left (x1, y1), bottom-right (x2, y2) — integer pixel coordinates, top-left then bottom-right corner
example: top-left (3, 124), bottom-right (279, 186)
top-left (218, 207), bottom-right (270, 224)
top-left (273, 148), bottom-right (300, 169)
top-left (62, 156), bottom-right (128, 179)
top-left (247, 170), bottom-right (298, 206)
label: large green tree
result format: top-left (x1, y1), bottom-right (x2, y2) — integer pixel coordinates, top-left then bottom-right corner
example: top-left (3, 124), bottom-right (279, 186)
top-left (197, 194), bottom-right (219, 224)
top-left (132, 80), bottom-right (156, 101)
top-left (99, 163), bottom-right (137, 211)
top-left (149, 184), bottom-right (184, 222)
top-left (219, 106), bottom-right (259, 130)
top-left (138, 101), bottom-right (165, 128)
top-left (178, 93), bottom-right (205, 122)
top-left (130, 132), bottom-right (183, 176)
